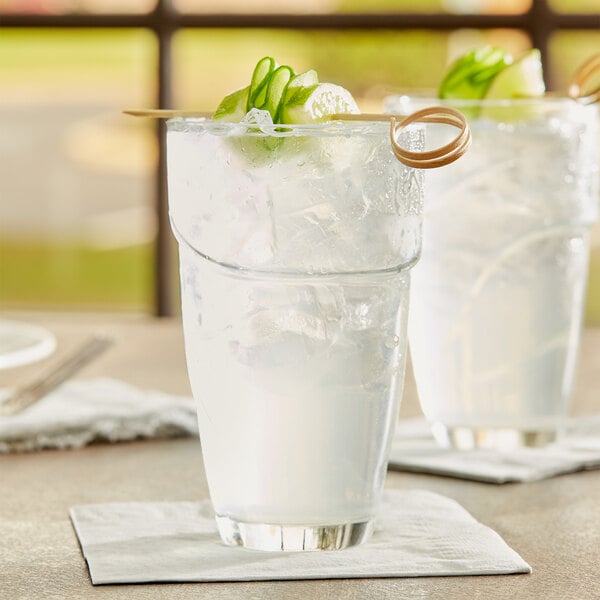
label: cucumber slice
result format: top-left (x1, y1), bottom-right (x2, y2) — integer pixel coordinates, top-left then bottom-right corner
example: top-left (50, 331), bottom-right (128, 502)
top-left (485, 49), bottom-right (545, 99)
top-left (261, 66), bottom-right (294, 122)
top-left (280, 83), bottom-right (360, 124)
top-left (248, 56), bottom-right (277, 112)
top-left (213, 86), bottom-right (250, 122)
top-left (439, 46), bottom-right (512, 100)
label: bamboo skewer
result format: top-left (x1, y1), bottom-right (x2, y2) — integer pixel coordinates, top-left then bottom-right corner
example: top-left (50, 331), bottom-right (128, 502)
top-left (123, 109), bottom-right (213, 118)
top-left (123, 106), bottom-right (471, 169)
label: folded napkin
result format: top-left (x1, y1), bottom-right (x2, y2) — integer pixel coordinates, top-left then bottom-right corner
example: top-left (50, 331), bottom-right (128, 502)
top-left (389, 417), bottom-right (600, 483)
top-left (69, 489), bottom-right (530, 585)
top-left (0, 378), bottom-right (198, 453)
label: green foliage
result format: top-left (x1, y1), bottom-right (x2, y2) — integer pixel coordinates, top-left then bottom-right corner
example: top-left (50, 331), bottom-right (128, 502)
top-left (0, 25), bottom-right (599, 322)
top-left (0, 241), bottom-right (154, 312)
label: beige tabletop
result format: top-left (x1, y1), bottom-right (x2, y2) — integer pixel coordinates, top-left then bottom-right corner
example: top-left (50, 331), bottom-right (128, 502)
top-left (1, 312), bottom-right (599, 600)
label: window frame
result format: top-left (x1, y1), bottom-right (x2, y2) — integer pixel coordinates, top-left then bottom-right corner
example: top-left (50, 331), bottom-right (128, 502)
top-left (2, 0), bottom-right (599, 315)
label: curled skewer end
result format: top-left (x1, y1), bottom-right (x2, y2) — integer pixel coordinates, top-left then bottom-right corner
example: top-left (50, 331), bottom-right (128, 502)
top-left (331, 107), bottom-right (471, 168)
top-left (568, 53), bottom-right (600, 106)
top-left (389, 106), bottom-right (472, 169)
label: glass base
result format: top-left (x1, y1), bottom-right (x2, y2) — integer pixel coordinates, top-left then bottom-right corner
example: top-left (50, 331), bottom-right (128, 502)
top-left (215, 515), bottom-right (374, 551)
top-left (431, 422), bottom-right (559, 451)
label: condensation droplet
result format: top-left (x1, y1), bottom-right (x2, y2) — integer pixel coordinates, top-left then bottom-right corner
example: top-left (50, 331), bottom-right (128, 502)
top-left (384, 334), bottom-right (400, 349)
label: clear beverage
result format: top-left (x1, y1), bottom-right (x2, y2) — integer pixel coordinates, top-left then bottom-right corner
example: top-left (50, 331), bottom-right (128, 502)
top-left (167, 117), bottom-right (424, 550)
top-left (386, 97), bottom-right (599, 450)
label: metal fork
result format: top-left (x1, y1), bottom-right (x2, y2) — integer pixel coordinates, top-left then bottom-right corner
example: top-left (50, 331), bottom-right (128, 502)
top-left (0, 334), bottom-right (114, 417)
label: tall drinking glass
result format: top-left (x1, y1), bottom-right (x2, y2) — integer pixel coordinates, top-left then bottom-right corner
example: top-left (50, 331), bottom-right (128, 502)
top-left (166, 116), bottom-right (433, 551)
top-left (386, 96), bottom-right (599, 450)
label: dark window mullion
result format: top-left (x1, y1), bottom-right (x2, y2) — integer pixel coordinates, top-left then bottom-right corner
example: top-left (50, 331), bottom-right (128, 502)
top-left (529, 0), bottom-right (555, 89)
top-left (155, 11), bottom-right (174, 317)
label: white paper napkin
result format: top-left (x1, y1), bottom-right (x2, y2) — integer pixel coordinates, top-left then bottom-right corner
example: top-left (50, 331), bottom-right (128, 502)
top-left (69, 489), bottom-right (531, 585)
top-left (389, 417), bottom-right (600, 483)
top-left (0, 378), bottom-right (198, 453)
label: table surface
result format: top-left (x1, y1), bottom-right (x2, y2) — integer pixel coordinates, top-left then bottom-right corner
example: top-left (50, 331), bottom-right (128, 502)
top-left (1, 312), bottom-right (599, 600)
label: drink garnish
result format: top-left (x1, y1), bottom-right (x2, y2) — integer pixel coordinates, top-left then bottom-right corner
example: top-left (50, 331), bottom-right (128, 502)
top-left (439, 46), bottom-right (513, 100)
top-left (281, 83), bottom-right (359, 123)
top-left (214, 57), bottom-right (359, 124)
top-left (439, 46), bottom-right (545, 100)
top-left (126, 57), bottom-right (472, 169)
top-left (485, 49), bottom-right (545, 99)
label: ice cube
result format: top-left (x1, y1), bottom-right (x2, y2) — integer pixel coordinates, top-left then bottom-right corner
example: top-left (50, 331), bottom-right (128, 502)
top-left (241, 108), bottom-right (274, 128)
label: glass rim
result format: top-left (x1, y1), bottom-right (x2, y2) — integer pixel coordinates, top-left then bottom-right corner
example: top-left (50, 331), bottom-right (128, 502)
top-left (164, 106), bottom-right (471, 169)
top-left (385, 93), bottom-right (588, 109)
top-left (166, 116), bottom-right (403, 137)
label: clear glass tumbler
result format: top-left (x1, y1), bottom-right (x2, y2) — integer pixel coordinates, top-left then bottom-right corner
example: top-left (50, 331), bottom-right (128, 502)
top-left (166, 117), bottom-right (426, 551)
top-left (385, 96), bottom-right (599, 450)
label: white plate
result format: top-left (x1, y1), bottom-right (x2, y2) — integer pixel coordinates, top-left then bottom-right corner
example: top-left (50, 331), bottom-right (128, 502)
top-left (0, 320), bottom-right (57, 370)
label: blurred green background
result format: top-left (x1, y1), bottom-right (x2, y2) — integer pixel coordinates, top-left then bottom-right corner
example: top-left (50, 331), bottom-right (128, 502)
top-left (0, 0), bottom-right (599, 321)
